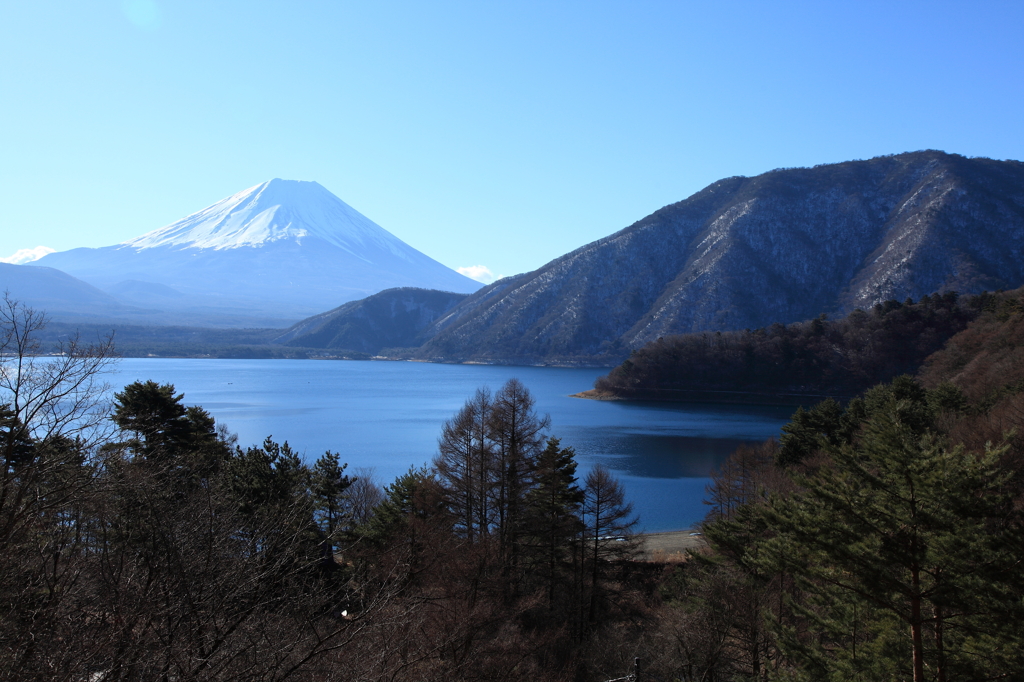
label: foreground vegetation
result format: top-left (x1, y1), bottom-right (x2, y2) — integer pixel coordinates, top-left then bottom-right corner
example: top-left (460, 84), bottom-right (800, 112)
top-left (686, 377), bottom-right (1024, 680)
top-left (674, 289), bottom-right (1024, 680)
top-left (1, 297), bottom-right (649, 680)
top-left (6, 289), bottom-right (1024, 681)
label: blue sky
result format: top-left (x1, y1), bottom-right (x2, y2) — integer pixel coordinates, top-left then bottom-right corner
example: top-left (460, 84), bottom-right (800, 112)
top-left (2, 1), bottom-right (1022, 282)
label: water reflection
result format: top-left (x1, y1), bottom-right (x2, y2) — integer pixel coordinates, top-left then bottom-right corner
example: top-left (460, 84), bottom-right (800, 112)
top-left (573, 430), bottom-right (762, 478)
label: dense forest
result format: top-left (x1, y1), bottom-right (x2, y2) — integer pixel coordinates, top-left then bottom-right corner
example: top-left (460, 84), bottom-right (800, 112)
top-left (645, 291), bottom-right (1024, 679)
top-left (5, 289), bottom-right (1024, 681)
top-left (685, 379), bottom-right (1024, 680)
top-left (663, 287), bottom-right (1024, 680)
top-left (594, 291), bottom-right (990, 400)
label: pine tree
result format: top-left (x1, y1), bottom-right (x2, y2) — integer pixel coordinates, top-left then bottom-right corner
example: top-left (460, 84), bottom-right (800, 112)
top-left (311, 450), bottom-right (351, 555)
top-left (762, 398), bottom-right (1024, 681)
top-left (521, 438), bottom-right (584, 608)
top-left (112, 380), bottom-right (189, 460)
top-left (112, 380), bottom-right (230, 481)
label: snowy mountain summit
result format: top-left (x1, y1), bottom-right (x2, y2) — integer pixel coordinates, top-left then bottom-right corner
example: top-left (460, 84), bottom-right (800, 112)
top-left (34, 180), bottom-right (480, 326)
top-left (125, 179), bottom-right (412, 259)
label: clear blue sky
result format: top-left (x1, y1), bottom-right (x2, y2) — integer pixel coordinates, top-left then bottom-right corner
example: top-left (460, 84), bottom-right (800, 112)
top-left (2, 1), bottom-right (1022, 282)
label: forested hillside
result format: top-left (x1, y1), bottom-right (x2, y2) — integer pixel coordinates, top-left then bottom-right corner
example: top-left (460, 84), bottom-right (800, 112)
top-left (6, 289), bottom-right (1024, 680)
top-left (679, 374), bottom-right (1024, 680)
top-left (274, 287), bottom-right (469, 354)
top-left (918, 288), bottom-right (1024, 462)
top-left (663, 293), bottom-right (1024, 679)
top-left (591, 290), bottom-right (984, 400)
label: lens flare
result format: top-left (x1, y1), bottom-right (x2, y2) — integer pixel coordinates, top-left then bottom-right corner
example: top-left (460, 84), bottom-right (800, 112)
top-left (120, 0), bottom-right (161, 30)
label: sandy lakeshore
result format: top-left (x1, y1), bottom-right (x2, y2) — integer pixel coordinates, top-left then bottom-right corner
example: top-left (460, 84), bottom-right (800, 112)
top-left (641, 530), bottom-right (707, 560)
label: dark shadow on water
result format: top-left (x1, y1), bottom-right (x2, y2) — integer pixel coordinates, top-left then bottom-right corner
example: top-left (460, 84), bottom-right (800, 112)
top-left (612, 399), bottom-right (801, 421)
top-left (571, 430), bottom-right (764, 479)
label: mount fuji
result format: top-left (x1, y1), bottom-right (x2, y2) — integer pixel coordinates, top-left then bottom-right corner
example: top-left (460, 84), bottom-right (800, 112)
top-left (33, 180), bottom-right (481, 326)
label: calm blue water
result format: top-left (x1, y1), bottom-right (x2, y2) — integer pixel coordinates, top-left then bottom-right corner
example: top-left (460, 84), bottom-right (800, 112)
top-left (112, 359), bottom-right (797, 531)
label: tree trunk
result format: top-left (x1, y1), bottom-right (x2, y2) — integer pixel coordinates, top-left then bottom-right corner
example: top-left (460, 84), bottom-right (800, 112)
top-left (910, 566), bottom-right (925, 682)
top-left (934, 603), bottom-right (946, 682)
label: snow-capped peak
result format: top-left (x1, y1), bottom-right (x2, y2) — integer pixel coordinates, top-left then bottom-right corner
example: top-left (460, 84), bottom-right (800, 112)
top-left (122, 179), bottom-right (410, 259)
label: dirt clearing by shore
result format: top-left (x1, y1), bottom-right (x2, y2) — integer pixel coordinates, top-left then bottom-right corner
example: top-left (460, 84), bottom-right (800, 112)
top-left (641, 530), bottom-right (707, 561)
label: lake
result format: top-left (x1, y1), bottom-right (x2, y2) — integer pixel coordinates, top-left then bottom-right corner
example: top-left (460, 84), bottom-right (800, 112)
top-left (112, 359), bottom-right (799, 531)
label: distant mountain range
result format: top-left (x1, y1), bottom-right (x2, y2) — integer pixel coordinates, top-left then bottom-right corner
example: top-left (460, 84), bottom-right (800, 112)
top-left (0, 263), bottom-right (143, 321)
top-left (26, 179), bottom-right (480, 326)
top-left (13, 152), bottom-right (1024, 364)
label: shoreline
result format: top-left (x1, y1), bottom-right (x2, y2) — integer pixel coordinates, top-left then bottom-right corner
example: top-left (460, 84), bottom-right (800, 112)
top-left (573, 386), bottom-right (845, 406)
top-left (640, 529), bottom-right (707, 559)
top-left (569, 389), bottom-right (622, 400)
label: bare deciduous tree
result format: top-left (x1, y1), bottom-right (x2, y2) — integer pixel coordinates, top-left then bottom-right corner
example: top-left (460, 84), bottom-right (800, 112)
top-left (582, 464), bottom-right (639, 623)
top-left (0, 294), bottom-right (116, 451)
top-left (434, 387), bottom-right (495, 542)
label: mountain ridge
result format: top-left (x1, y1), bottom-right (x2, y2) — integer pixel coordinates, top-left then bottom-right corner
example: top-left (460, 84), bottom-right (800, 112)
top-left (405, 151), bottom-right (1024, 363)
top-left (274, 287), bottom-right (470, 353)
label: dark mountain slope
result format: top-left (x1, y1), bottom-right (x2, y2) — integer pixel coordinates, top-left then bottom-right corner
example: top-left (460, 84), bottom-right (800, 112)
top-left (274, 288), bottom-right (468, 354)
top-left (411, 151), bottom-right (1024, 364)
top-left (919, 289), bottom-right (1024, 404)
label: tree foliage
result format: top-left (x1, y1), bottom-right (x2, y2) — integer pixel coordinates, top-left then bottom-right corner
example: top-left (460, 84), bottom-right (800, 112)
top-left (677, 373), bottom-right (1024, 681)
top-left (427, 379), bottom-right (645, 667)
top-left (764, 401), bottom-right (1024, 681)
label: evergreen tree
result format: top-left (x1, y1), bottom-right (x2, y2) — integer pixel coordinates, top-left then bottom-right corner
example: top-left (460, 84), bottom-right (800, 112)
top-left (311, 450), bottom-right (351, 554)
top-left (359, 467), bottom-right (451, 590)
top-left (225, 437), bottom-right (322, 572)
top-left (762, 398), bottom-right (1024, 681)
top-left (521, 438), bottom-right (584, 608)
top-left (361, 467), bottom-right (446, 545)
top-left (777, 397), bottom-right (846, 467)
top-left (112, 380), bottom-right (230, 479)
top-left (112, 380), bottom-right (189, 459)
top-left (228, 436), bottom-right (309, 517)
